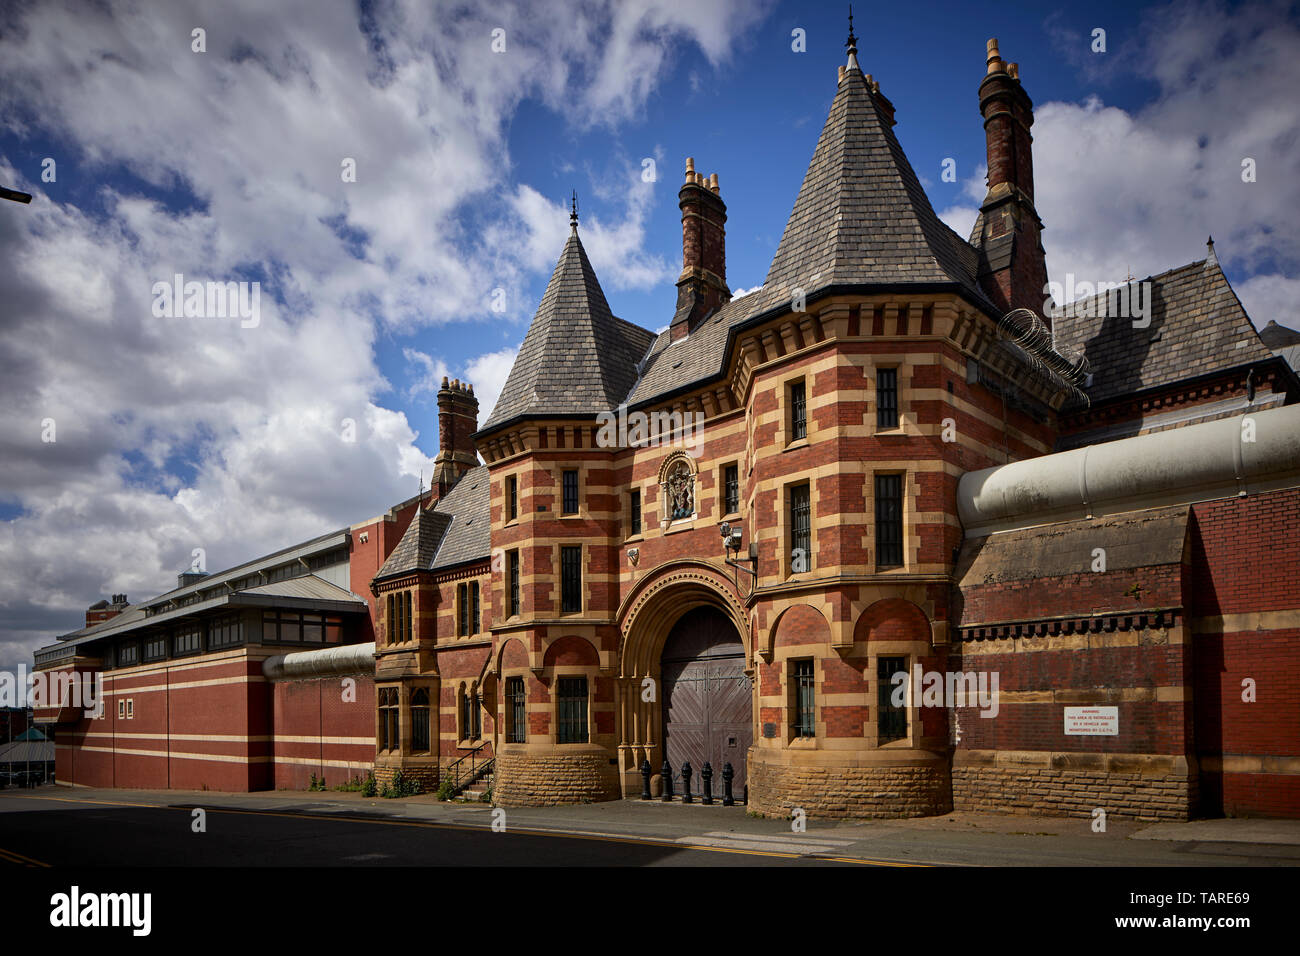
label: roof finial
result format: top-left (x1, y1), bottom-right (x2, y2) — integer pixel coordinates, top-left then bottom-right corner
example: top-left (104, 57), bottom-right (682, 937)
top-left (570, 190), bottom-right (579, 231)
top-left (845, 4), bottom-right (860, 72)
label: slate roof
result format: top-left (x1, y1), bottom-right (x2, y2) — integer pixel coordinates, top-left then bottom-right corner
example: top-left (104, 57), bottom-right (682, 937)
top-left (374, 507), bottom-right (451, 581)
top-left (428, 464), bottom-right (491, 571)
top-left (627, 65), bottom-right (997, 407)
top-left (747, 65), bottom-right (994, 318)
top-left (1050, 249), bottom-right (1277, 404)
top-left (1259, 320), bottom-right (1300, 350)
top-left (481, 228), bottom-right (656, 430)
top-left (373, 465), bottom-right (492, 579)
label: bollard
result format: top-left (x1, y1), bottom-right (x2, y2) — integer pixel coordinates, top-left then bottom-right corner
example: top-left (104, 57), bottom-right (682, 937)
top-left (681, 761), bottom-right (693, 803)
top-left (661, 759), bottom-right (674, 802)
top-left (702, 762), bottom-right (714, 804)
top-left (640, 759), bottom-right (652, 800)
top-left (722, 762), bottom-right (735, 806)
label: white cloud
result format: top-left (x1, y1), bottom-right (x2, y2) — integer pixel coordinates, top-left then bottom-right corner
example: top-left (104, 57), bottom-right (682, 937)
top-left (1235, 274), bottom-right (1300, 332)
top-left (465, 348), bottom-right (521, 427)
top-left (0, 0), bottom-right (771, 668)
top-left (1027, 2), bottom-right (1300, 293)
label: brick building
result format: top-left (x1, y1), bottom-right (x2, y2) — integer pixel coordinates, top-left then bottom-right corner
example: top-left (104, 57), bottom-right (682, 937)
top-left (35, 34), bottom-right (1300, 820)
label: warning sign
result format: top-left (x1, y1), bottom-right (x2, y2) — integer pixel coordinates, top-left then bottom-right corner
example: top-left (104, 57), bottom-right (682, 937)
top-left (1063, 706), bottom-right (1119, 736)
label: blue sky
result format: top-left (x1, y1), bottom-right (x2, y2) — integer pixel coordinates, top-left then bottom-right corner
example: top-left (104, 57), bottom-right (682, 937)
top-left (0, 0), bottom-right (1297, 669)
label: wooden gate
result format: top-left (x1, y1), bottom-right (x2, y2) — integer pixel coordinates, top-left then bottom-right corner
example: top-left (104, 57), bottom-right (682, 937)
top-left (661, 606), bottom-right (751, 797)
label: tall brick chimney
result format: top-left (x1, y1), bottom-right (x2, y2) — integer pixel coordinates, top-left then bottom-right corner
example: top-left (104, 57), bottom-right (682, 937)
top-left (670, 158), bottom-right (730, 340)
top-left (432, 377), bottom-right (479, 499)
top-left (972, 38), bottom-right (1051, 320)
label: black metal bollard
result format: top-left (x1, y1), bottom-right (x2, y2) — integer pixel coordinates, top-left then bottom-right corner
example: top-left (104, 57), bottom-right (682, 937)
top-left (640, 760), bottom-right (652, 800)
top-left (661, 759), bottom-right (674, 802)
top-left (681, 762), bottom-right (693, 803)
top-left (702, 762), bottom-right (714, 804)
top-left (722, 762), bottom-right (735, 806)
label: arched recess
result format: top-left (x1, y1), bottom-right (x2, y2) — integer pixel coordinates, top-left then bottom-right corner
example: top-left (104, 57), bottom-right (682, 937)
top-left (496, 637), bottom-right (529, 675)
top-left (853, 598), bottom-right (932, 645)
top-left (543, 635), bottom-right (600, 669)
top-left (768, 603), bottom-right (832, 653)
top-left (613, 559), bottom-right (750, 795)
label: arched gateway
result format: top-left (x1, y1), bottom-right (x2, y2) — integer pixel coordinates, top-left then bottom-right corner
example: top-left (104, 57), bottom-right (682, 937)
top-left (615, 561), bottom-right (752, 799)
top-left (661, 606), bottom-right (752, 796)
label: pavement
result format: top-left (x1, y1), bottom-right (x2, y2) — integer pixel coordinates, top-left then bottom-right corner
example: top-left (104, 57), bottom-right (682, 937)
top-left (1, 784), bottom-right (1298, 866)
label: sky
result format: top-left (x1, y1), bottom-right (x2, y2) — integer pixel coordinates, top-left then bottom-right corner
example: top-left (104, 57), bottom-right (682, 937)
top-left (1, 0), bottom-right (1298, 673)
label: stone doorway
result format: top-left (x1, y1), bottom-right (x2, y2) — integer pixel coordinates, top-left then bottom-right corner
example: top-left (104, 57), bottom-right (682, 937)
top-left (660, 606), bottom-right (752, 798)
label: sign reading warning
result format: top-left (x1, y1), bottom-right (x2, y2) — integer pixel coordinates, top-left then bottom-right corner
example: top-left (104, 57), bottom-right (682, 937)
top-left (1064, 706), bottom-right (1119, 736)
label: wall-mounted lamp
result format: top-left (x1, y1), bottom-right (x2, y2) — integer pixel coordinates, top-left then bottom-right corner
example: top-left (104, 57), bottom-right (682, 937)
top-left (720, 521), bottom-right (757, 586)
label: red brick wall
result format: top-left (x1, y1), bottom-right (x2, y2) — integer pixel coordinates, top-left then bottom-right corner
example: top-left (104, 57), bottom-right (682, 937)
top-left (1189, 488), bottom-right (1300, 818)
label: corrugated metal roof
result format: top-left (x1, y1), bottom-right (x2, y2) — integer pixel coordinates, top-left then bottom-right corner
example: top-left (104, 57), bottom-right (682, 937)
top-left (0, 738), bottom-right (55, 764)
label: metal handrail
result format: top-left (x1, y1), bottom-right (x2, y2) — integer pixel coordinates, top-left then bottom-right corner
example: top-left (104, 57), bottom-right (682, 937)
top-left (446, 741), bottom-right (490, 791)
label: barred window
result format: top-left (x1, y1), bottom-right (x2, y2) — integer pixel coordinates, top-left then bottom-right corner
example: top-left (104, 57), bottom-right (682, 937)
top-left (556, 677), bottom-right (588, 744)
top-left (470, 581), bottom-right (480, 634)
top-left (874, 474), bottom-right (904, 568)
top-left (562, 469), bottom-right (579, 514)
top-left (789, 483), bottom-right (810, 573)
top-left (877, 656), bottom-right (908, 744)
top-left (793, 659), bottom-right (815, 737)
top-left (379, 688), bottom-right (399, 752)
top-left (789, 381), bottom-right (807, 441)
top-left (506, 474), bottom-right (518, 521)
top-left (460, 685), bottom-right (481, 742)
top-left (506, 676), bottom-right (527, 744)
top-left (560, 545), bottom-right (581, 613)
top-left (724, 463), bottom-right (739, 515)
top-left (876, 368), bottom-right (899, 428)
top-left (630, 489), bottom-right (641, 535)
top-left (508, 550), bottom-right (521, 617)
top-left (457, 583), bottom-right (469, 637)
top-left (410, 688), bottom-right (430, 753)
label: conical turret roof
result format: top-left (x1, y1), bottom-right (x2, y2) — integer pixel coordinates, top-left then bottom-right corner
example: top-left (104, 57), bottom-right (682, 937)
top-left (753, 63), bottom-right (990, 314)
top-left (483, 225), bottom-right (655, 431)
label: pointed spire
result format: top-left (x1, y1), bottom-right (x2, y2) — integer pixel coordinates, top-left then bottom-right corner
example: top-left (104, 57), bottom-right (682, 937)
top-left (845, 4), bottom-right (861, 73)
top-left (1205, 235), bottom-right (1218, 271)
top-left (569, 190), bottom-right (579, 232)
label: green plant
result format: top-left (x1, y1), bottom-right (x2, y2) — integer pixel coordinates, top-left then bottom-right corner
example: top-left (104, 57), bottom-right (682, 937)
top-left (361, 774), bottom-right (377, 797)
top-left (333, 775), bottom-right (368, 793)
top-left (436, 775), bottom-right (456, 801)
top-left (478, 787), bottom-right (492, 803)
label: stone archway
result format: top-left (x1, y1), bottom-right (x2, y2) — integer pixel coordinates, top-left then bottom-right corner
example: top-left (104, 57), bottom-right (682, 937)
top-left (660, 606), bottom-right (752, 797)
top-left (614, 560), bottom-right (750, 797)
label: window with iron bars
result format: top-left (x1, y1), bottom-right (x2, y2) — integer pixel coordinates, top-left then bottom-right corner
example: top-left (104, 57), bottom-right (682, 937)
top-left (410, 688), bottom-right (430, 753)
top-left (562, 469), bottom-right (579, 514)
top-left (506, 676), bottom-right (527, 743)
top-left (874, 473), bottom-right (904, 568)
top-left (793, 659), bottom-right (815, 737)
top-left (877, 656), bottom-right (908, 744)
top-left (506, 474), bottom-right (518, 521)
top-left (556, 676), bottom-right (588, 743)
top-left (723, 463), bottom-right (739, 515)
top-left (378, 688), bottom-right (399, 752)
top-left (789, 381), bottom-right (807, 441)
top-left (789, 483), bottom-right (810, 573)
top-left (560, 545), bottom-right (582, 613)
top-left (876, 367), bottom-right (899, 428)
top-left (508, 550), bottom-right (520, 617)
top-left (630, 489), bottom-right (641, 535)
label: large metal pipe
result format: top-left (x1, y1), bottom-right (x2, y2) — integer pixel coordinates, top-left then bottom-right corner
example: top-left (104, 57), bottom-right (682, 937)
top-left (262, 642), bottom-right (376, 680)
top-left (959, 404), bottom-right (1300, 534)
